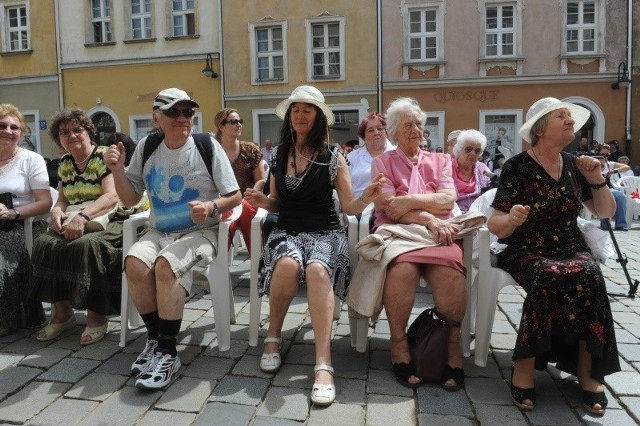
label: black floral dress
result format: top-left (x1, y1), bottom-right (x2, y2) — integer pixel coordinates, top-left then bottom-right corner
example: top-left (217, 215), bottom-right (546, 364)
top-left (492, 151), bottom-right (620, 381)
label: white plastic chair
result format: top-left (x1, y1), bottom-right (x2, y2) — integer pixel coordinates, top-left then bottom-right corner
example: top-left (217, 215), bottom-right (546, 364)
top-left (472, 188), bottom-right (610, 367)
top-left (118, 203), bottom-right (243, 350)
top-left (348, 203), bottom-right (475, 357)
top-left (616, 176), bottom-right (640, 224)
top-left (247, 194), bottom-right (357, 348)
top-left (24, 187), bottom-right (58, 256)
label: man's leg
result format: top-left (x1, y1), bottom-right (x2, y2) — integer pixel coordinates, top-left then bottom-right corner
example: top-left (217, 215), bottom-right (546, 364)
top-left (612, 189), bottom-right (628, 230)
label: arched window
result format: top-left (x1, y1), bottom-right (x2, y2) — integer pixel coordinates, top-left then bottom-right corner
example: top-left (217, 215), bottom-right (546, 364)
top-left (91, 112), bottom-right (116, 145)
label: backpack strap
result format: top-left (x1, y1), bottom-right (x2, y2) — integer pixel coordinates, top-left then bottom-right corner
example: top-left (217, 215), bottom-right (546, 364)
top-left (192, 133), bottom-right (214, 178)
top-left (141, 132), bottom-right (213, 178)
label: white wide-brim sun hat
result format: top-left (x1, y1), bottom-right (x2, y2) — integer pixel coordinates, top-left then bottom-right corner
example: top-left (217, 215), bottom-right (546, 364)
top-left (275, 85), bottom-right (335, 126)
top-left (518, 97), bottom-right (590, 143)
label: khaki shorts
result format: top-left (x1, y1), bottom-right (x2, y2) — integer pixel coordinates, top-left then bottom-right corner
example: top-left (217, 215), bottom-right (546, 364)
top-left (125, 227), bottom-right (218, 296)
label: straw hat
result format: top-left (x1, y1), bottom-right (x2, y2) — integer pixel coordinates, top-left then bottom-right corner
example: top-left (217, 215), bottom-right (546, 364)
top-left (518, 97), bottom-right (590, 143)
top-left (275, 85), bottom-right (335, 126)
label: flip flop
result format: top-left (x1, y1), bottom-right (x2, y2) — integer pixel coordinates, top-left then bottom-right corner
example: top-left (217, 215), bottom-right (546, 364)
top-left (35, 316), bottom-right (77, 341)
top-left (80, 323), bottom-right (108, 345)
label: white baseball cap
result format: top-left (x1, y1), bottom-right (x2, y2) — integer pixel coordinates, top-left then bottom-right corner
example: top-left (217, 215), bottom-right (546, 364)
top-left (153, 88), bottom-right (200, 111)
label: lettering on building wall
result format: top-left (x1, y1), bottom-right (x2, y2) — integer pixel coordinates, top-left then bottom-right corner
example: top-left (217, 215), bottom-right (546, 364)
top-left (433, 90), bottom-right (499, 104)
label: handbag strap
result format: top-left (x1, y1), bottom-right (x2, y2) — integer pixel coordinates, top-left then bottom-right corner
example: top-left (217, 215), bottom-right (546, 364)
top-left (433, 308), bottom-right (461, 328)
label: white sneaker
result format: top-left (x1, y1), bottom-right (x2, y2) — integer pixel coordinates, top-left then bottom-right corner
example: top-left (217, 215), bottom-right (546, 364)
top-left (135, 352), bottom-right (181, 390)
top-left (130, 339), bottom-right (158, 375)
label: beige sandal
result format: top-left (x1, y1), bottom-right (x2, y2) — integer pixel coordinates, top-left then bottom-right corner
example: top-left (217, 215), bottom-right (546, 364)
top-left (80, 323), bottom-right (108, 345)
top-left (260, 337), bottom-right (282, 373)
top-left (35, 316), bottom-right (76, 341)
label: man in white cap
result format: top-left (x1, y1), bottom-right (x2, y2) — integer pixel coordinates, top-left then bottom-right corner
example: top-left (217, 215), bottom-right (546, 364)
top-left (105, 87), bottom-right (241, 390)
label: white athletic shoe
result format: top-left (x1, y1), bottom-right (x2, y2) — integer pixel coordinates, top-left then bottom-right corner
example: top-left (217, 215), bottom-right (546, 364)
top-left (130, 339), bottom-right (158, 376)
top-left (135, 352), bottom-right (181, 390)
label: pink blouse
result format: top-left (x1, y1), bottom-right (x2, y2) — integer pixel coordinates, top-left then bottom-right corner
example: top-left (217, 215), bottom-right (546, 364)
top-left (371, 149), bottom-right (455, 228)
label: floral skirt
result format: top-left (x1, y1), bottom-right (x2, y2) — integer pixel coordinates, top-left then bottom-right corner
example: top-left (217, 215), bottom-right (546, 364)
top-left (498, 249), bottom-right (620, 381)
top-left (259, 227), bottom-right (349, 299)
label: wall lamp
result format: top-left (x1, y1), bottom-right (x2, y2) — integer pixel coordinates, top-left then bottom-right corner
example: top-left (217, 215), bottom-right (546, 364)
top-left (202, 53), bottom-right (218, 79)
top-left (611, 61), bottom-right (631, 90)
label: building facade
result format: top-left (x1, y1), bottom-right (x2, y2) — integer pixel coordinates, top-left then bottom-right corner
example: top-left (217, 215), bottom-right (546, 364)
top-left (56, 0), bottom-right (222, 155)
top-left (0, 0), bottom-right (59, 157)
top-left (381, 0), bottom-right (630, 162)
top-left (221, 0), bottom-right (379, 149)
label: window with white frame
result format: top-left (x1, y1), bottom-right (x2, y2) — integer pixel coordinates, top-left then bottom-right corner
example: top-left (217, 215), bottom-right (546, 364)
top-left (565, 0), bottom-right (597, 53)
top-left (480, 110), bottom-right (523, 158)
top-left (4, 4), bottom-right (29, 52)
top-left (130, 0), bottom-right (152, 39)
top-left (254, 24), bottom-right (286, 82)
top-left (307, 17), bottom-right (345, 80)
top-left (484, 4), bottom-right (514, 57)
top-left (407, 7), bottom-right (439, 61)
top-left (91, 0), bottom-right (112, 43)
top-left (171, 0), bottom-right (195, 37)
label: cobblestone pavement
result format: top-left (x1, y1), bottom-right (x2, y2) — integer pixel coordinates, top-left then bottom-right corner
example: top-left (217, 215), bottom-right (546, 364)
top-left (1, 222), bottom-right (639, 425)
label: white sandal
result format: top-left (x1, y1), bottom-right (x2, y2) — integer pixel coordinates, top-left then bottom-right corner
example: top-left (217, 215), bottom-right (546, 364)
top-left (260, 337), bottom-right (282, 373)
top-left (311, 364), bottom-right (336, 406)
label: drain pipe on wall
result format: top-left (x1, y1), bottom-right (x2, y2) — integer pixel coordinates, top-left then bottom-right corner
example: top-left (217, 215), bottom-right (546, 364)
top-left (625, 0), bottom-right (633, 155)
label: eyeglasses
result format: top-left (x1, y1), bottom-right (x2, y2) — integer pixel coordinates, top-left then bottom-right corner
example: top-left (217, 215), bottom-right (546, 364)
top-left (222, 118), bottom-right (243, 125)
top-left (464, 146), bottom-right (483, 155)
top-left (59, 127), bottom-right (86, 138)
top-left (0, 123), bottom-right (21, 132)
top-left (162, 108), bottom-right (196, 118)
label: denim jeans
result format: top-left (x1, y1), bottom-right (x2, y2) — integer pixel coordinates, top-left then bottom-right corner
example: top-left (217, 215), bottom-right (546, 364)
top-left (600, 188), bottom-right (628, 230)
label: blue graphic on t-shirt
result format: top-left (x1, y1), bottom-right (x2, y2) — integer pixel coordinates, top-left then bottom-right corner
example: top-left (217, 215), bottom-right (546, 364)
top-left (146, 166), bottom-right (200, 232)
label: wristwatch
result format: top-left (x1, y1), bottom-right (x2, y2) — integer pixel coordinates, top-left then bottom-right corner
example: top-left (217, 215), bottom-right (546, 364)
top-left (210, 201), bottom-right (220, 217)
top-left (12, 209), bottom-right (20, 220)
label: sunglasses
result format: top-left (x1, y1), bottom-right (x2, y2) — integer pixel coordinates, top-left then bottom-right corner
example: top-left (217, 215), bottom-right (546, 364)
top-left (163, 108), bottom-right (196, 118)
top-left (223, 118), bottom-right (243, 125)
top-left (464, 146), bottom-right (483, 155)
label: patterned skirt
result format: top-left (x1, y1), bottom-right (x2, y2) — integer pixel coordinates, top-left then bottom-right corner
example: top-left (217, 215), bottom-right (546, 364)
top-left (0, 223), bottom-right (45, 330)
top-left (499, 249), bottom-right (620, 381)
top-left (29, 222), bottom-right (124, 316)
top-left (259, 227), bottom-right (350, 299)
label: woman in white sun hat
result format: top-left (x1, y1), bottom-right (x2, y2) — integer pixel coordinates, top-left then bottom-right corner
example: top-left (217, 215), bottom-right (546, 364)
top-left (245, 85), bottom-right (384, 406)
top-left (487, 97), bottom-right (620, 415)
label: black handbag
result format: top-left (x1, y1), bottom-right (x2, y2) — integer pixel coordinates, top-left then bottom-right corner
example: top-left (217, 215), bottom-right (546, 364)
top-left (0, 192), bottom-right (16, 231)
top-left (407, 308), bottom-right (459, 382)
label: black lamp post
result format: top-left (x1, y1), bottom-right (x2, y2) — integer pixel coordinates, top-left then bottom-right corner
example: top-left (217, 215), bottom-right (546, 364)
top-left (611, 61), bottom-right (631, 90)
top-left (202, 53), bottom-right (218, 79)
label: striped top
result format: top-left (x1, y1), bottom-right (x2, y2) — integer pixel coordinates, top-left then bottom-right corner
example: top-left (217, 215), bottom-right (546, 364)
top-left (59, 145), bottom-right (111, 205)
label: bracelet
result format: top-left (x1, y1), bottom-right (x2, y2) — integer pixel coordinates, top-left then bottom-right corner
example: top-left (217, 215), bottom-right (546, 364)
top-left (589, 181), bottom-right (608, 190)
top-left (78, 212), bottom-right (91, 221)
top-left (358, 195), bottom-right (368, 205)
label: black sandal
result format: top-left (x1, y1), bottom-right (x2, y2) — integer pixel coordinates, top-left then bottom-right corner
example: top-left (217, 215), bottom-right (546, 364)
top-left (582, 390), bottom-right (607, 416)
top-left (392, 362), bottom-right (421, 389)
top-left (441, 364), bottom-right (464, 391)
top-left (511, 368), bottom-right (535, 410)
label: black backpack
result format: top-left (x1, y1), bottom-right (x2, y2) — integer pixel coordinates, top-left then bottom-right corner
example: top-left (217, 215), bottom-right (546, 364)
top-left (141, 132), bottom-right (214, 177)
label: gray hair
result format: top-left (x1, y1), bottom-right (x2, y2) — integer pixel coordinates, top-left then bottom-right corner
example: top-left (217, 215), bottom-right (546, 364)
top-left (385, 97), bottom-right (427, 141)
top-left (452, 129), bottom-right (487, 158)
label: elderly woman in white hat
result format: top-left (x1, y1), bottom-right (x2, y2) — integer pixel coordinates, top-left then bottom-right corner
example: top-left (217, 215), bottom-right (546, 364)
top-left (244, 85), bottom-right (384, 406)
top-left (487, 97), bottom-right (620, 415)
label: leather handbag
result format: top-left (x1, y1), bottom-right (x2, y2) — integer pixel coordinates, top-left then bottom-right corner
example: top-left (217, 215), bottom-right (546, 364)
top-left (0, 192), bottom-right (16, 231)
top-left (407, 308), bottom-right (459, 382)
